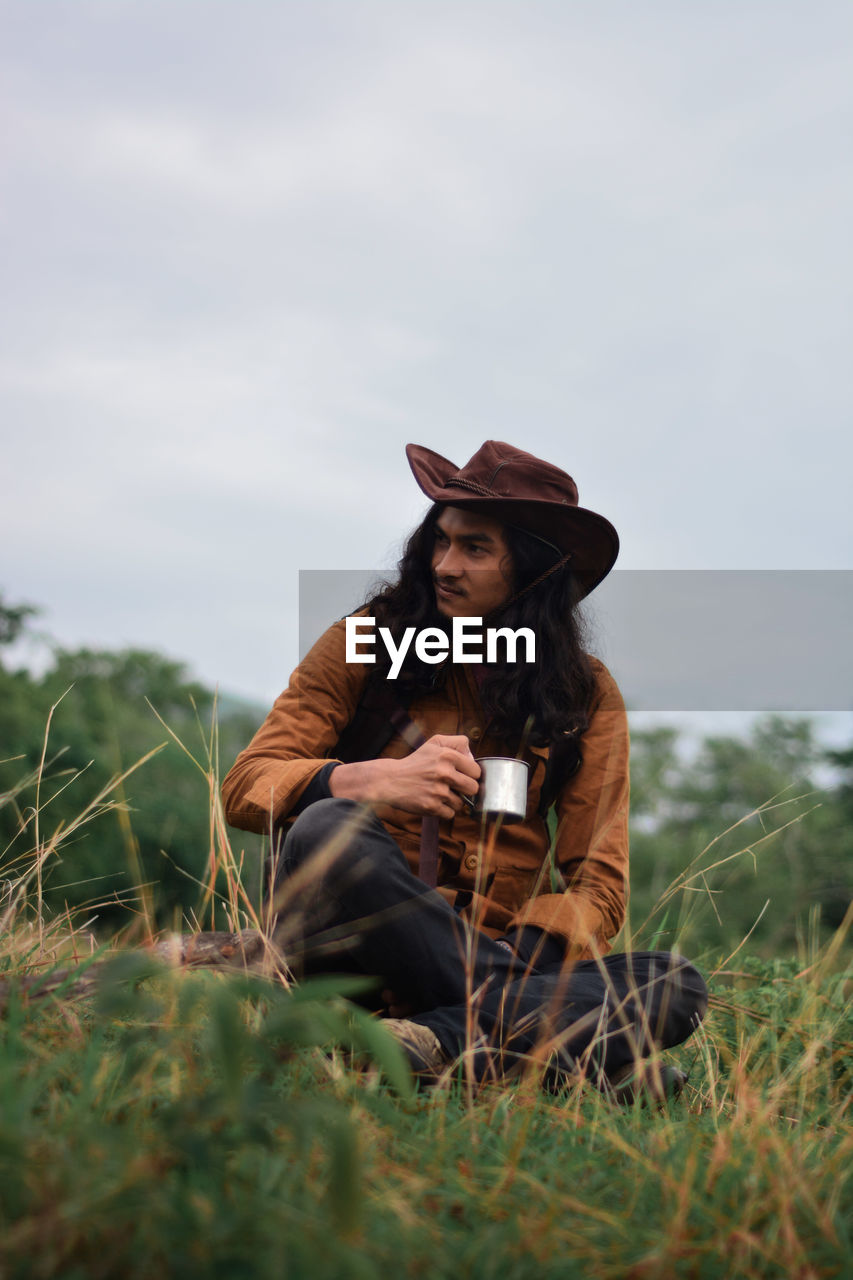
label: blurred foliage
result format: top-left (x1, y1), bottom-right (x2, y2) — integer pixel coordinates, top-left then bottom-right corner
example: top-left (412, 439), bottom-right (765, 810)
top-left (1, 592), bottom-right (851, 956)
top-left (0, 595), bottom-right (265, 932)
top-left (0, 591), bottom-right (39, 647)
top-left (628, 717), bottom-right (853, 959)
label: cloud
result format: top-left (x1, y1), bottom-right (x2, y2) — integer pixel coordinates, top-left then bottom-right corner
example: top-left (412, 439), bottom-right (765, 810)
top-left (1, 0), bottom-right (851, 702)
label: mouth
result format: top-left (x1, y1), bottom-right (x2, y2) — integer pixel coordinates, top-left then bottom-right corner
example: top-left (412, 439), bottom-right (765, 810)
top-left (435, 581), bottom-right (465, 601)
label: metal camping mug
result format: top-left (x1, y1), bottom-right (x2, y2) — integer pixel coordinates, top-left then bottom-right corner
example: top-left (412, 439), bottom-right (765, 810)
top-left (474, 757), bottom-right (530, 823)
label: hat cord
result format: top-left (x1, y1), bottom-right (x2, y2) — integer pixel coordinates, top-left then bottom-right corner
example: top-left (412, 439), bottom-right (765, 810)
top-left (485, 550), bottom-right (574, 622)
top-left (444, 477), bottom-right (496, 498)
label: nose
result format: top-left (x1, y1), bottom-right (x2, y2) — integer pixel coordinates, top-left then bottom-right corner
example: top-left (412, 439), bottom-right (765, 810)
top-left (434, 544), bottom-right (464, 576)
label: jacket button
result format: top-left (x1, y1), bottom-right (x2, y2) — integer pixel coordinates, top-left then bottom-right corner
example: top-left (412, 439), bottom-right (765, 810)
top-left (469, 726), bottom-right (482, 741)
top-left (463, 853), bottom-right (479, 871)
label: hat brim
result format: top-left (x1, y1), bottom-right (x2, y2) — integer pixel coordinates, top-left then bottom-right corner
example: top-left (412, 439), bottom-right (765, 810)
top-left (406, 443), bottom-right (619, 599)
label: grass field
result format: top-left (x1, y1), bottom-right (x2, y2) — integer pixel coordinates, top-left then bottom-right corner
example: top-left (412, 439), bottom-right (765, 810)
top-left (1, 743), bottom-right (851, 1279)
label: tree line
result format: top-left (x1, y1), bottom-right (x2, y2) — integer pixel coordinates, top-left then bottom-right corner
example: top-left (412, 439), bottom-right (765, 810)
top-left (1, 593), bottom-right (850, 959)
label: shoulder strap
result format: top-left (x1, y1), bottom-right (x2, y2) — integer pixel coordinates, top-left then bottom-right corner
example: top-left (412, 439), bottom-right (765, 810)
top-left (537, 727), bottom-right (585, 818)
top-left (332, 680), bottom-right (439, 887)
top-left (333, 679), bottom-right (417, 763)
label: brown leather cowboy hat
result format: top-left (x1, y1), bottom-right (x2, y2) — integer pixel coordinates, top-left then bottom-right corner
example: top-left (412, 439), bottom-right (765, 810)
top-left (406, 440), bottom-right (619, 598)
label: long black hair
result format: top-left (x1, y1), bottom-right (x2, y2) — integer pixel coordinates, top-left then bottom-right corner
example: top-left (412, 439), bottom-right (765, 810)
top-left (362, 504), bottom-right (596, 747)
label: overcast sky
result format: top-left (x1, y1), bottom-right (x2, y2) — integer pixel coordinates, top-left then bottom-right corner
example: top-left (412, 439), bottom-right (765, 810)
top-left (2, 2), bottom-right (851, 735)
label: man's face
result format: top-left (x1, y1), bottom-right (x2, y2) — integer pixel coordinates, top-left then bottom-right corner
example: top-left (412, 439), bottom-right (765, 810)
top-left (431, 506), bottom-right (514, 619)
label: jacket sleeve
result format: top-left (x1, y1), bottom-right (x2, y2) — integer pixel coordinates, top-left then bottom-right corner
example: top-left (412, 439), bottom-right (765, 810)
top-left (509, 660), bottom-right (630, 962)
top-left (221, 619), bottom-right (369, 833)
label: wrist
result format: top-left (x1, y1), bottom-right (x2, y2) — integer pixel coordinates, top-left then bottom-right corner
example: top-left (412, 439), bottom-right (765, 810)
top-left (328, 757), bottom-right (396, 805)
top-left (328, 760), bottom-right (368, 801)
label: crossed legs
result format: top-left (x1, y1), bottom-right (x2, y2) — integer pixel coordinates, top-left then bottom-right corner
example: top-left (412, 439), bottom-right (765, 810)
top-left (271, 798), bottom-right (708, 1086)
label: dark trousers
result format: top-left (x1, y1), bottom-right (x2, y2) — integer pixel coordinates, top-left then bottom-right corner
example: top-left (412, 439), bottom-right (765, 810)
top-left (272, 798), bottom-right (708, 1085)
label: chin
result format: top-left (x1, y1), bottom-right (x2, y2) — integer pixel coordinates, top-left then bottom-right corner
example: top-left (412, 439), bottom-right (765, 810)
top-left (435, 593), bottom-right (465, 618)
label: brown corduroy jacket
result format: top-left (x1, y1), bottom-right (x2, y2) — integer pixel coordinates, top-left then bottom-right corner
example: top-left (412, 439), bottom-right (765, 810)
top-left (221, 618), bottom-right (630, 963)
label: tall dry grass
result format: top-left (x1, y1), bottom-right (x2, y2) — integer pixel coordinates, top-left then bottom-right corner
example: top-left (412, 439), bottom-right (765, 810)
top-left (0, 709), bottom-right (850, 1278)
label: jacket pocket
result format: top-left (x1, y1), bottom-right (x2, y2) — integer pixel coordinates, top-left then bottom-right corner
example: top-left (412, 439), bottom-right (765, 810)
top-left (488, 866), bottom-right (537, 914)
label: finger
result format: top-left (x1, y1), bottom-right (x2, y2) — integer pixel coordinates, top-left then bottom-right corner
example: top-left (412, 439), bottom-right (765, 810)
top-left (431, 734), bottom-right (475, 757)
top-left (445, 750), bottom-right (481, 780)
top-left (429, 750), bottom-right (480, 789)
top-left (422, 782), bottom-right (467, 819)
top-left (438, 763), bottom-right (479, 798)
top-left (446, 781), bottom-right (479, 811)
top-left (421, 793), bottom-right (459, 819)
top-left (450, 770), bottom-right (480, 798)
top-left (454, 791), bottom-right (477, 815)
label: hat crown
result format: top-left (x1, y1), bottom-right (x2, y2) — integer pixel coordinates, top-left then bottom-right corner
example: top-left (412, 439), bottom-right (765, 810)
top-left (445, 440), bottom-right (579, 507)
top-left (405, 439), bottom-right (618, 598)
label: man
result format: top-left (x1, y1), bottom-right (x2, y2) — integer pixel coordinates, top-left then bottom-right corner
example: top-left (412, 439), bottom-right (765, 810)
top-left (222, 441), bottom-right (707, 1098)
